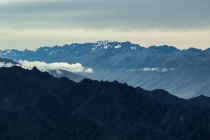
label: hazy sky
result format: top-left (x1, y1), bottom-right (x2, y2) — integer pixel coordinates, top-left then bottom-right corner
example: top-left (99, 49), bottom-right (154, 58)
top-left (0, 0), bottom-right (209, 50)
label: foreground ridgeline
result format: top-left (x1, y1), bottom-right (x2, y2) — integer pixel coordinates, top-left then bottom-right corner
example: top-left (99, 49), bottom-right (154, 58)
top-left (0, 66), bottom-right (210, 140)
top-left (1, 41), bottom-right (210, 98)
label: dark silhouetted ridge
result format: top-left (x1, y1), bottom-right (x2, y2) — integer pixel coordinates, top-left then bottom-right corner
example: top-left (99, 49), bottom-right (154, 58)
top-left (0, 66), bottom-right (210, 140)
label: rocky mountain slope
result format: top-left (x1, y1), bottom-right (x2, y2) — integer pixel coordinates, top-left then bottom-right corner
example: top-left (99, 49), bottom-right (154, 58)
top-left (48, 69), bottom-right (87, 82)
top-left (0, 66), bottom-right (210, 139)
top-left (1, 40), bottom-right (210, 98)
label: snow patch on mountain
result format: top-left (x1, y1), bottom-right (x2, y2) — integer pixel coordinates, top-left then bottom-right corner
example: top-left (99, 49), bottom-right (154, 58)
top-left (92, 40), bottom-right (113, 50)
top-left (130, 47), bottom-right (136, 50)
top-left (115, 45), bottom-right (121, 49)
top-left (56, 69), bottom-right (62, 75)
top-left (104, 45), bottom-right (108, 49)
top-left (92, 47), bottom-right (97, 51)
top-left (6, 50), bottom-right (12, 53)
top-left (49, 51), bottom-right (55, 55)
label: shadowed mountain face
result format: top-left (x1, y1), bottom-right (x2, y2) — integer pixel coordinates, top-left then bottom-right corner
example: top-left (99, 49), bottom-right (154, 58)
top-left (48, 69), bottom-right (88, 83)
top-left (0, 58), bottom-right (19, 65)
top-left (0, 66), bottom-right (210, 140)
top-left (1, 41), bottom-right (210, 98)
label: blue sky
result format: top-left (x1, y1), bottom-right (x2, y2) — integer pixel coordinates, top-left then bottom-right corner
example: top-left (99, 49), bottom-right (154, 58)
top-left (0, 0), bottom-right (209, 50)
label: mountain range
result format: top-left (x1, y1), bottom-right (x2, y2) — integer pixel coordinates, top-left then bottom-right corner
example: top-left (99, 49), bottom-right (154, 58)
top-left (1, 66), bottom-right (210, 139)
top-left (1, 40), bottom-right (210, 98)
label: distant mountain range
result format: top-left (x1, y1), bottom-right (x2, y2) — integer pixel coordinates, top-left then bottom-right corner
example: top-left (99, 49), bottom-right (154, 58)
top-left (1, 66), bottom-right (210, 139)
top-left (1, 40), bottom-right (210, 98)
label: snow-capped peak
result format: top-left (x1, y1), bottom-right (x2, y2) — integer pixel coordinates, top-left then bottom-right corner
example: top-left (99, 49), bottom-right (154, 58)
top-left (95, 40), bottom-right (111, 46)
top-left (92, 40), bottom-right (113, 51)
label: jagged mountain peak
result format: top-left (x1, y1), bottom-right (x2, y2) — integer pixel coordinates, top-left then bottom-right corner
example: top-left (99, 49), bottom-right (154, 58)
top-left (185, 47), bottom-right (202, 52)
top-left (31, 66), bottom-right (39, 71)
top-left (148, 45), bottom-right (179, 53)
top-left (91, 40), bottom-right (141, 50)
top-left (190, 94), bottom-right (210, 100)
top-left (95, 40), bottom-right (112, 45)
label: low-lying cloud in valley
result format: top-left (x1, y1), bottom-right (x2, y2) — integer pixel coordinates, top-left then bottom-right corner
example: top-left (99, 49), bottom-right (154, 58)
top-left (0, 62), bottom-right (14, 67)
top-left (121, 67), bottom-right (175, 72)
top-left (140, 67), bottom-right (159, 72)
top-left (0, 60), bottom-right (93, 73)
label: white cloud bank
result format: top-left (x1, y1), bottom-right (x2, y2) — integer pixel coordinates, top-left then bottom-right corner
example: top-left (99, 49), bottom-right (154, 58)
top-left (0, 60), bottom-right (93, 73)
top-left (0, 62), bottom-right (14, 67)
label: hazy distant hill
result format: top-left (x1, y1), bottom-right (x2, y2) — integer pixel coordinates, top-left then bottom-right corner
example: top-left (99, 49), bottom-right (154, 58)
top-left (1, 40), bottom-right (210, 98)
top-left (48, 69), bottom-right (88, 82)
top-left (0, 57), bottom-right (18, 65)
top-left (1, 66), bottom-right (210, 139)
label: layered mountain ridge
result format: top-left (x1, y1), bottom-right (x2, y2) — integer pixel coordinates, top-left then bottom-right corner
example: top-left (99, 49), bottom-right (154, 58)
top-left (1, 66), bottom-right (210, 139)
top-left (1, 40), bottom-right (210, 98)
